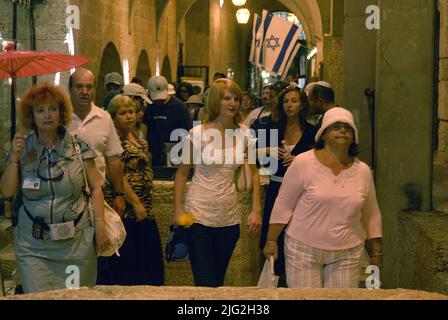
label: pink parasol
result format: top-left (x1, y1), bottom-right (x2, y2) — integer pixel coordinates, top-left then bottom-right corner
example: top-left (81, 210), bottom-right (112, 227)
top-left (0, 46), bottom-right (90, 138)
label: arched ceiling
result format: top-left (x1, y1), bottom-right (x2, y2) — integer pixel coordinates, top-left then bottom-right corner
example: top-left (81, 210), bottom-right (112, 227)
top-left (176, 0), bottom-right (196, 27)
top-left (278, 0), bottom-right (323, 46)
top-left (176, 0), bottom-right (324, 46)
top-left (155, 0), bottom-right (169, 29)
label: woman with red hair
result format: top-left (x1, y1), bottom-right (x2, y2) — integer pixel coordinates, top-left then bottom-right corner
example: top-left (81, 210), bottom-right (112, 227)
top-left (0, 83), bottom-right (109, 293)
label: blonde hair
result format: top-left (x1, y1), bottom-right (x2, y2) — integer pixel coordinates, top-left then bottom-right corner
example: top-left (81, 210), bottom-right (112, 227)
top-left (19, 82), bottom-right (73, 131)
top-left (107, 94), bottom-right (137, 119)
top-left (204, 78), bottom-right (242, 125)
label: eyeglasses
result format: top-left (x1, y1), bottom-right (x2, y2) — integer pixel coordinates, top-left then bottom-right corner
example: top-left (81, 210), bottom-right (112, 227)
top-left (328, 123), bottom-right (353, 131)
top-left (37, 156), bottom-right (64, 182)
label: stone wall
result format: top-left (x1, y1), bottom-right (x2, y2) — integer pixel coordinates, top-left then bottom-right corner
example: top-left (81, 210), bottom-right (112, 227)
top-left (398, 211), bottom-right (448, 295)
top-left (208, 0), bottom-right (242, 84)
top-left (375, 0), bottom-right (436, 288)
top-left (322, 35), bottom-right (343, 106)
top-left (342, 0), bottom-right (377, 166)
top-left (0, 2), bottom-right (31, 170)
top-left (436, 0), bottom-right (448, 164)
top-left (184, 0), bottom-right (209, 68)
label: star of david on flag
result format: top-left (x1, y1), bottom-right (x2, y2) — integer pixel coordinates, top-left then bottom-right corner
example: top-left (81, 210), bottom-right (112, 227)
top-left (250, 10), bottom-right (302, 78)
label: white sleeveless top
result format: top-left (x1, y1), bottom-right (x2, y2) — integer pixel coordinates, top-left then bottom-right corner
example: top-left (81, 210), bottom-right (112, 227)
top-left (181, 124), bottom-right (256, 227)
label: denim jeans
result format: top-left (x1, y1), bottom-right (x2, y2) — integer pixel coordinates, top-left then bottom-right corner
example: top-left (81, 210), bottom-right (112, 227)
top-left (188, 223), bottom-right (240, 287)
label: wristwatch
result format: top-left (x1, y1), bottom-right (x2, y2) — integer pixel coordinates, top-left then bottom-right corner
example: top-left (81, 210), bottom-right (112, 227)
top-left (113, 192), bottom-right (125, 197)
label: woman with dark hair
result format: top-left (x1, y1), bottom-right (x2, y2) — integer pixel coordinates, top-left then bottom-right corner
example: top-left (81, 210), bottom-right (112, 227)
top-left (259, 85), bottom-right (317, 285)
top-left (263, 107), bottom-right (383, 288)
top-left (0, 83), bottom-right (108, 293)
top-left (176, 82), bottom-right (195, 103)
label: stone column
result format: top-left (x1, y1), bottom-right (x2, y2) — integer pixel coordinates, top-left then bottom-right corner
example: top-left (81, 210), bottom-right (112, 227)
top-left (0, 2), bottom-right (31, 170)
top-left (343, 0), bottom-right (377, 166)
top-left (375, 0), bottom-right (435, 288)
top-left (437, 0), bottom-right (448, 164)
top-left (322, 0), bottom-right (344, 105)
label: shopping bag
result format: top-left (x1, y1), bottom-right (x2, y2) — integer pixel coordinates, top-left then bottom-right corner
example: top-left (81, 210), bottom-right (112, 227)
top-left (257, 256), bottom-right (279, 288)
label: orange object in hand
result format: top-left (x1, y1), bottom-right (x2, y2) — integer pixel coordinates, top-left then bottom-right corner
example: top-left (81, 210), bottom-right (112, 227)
top-left (178, 212), bottom-right (196, 228)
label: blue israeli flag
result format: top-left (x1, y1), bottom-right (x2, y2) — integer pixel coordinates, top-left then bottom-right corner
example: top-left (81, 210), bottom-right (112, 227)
top-left (249, 13), bottom-right (263, 64)
top-left (259, 10), bottom-right (302, 77)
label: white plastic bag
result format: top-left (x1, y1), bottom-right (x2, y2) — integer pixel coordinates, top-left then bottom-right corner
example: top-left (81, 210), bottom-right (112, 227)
top-left (257, 256), bottom-right (279, 288)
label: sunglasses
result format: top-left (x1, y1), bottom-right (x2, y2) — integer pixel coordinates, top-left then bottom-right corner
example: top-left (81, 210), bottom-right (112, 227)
top-left (328, 123), bottom-right (353, 131)
top-left (37, 156), bottom-right (64, 182)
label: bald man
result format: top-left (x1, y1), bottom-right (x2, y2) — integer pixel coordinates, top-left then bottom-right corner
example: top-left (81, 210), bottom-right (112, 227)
top-left (68, 68), bottom-right (125, 216)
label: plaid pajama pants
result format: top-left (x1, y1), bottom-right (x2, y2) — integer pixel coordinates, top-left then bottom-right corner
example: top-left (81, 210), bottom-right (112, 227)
top-left (284, 235), bottom-right (363, 288)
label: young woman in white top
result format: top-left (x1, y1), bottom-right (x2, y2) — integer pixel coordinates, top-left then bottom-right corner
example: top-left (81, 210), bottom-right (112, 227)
top-left (174, 78), bottom-right (262, 287)
top-left (263, 107), bottom-right (383, 288)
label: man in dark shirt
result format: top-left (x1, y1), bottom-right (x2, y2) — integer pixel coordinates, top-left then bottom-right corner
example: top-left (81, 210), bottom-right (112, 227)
top-left (144, 75), bottom-right (192, 166)
top-left (304, 81), bottom-right (336, 128)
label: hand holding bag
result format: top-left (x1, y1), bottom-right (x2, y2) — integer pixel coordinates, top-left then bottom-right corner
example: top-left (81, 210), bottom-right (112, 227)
top-left (235, 125), bottom-right (256, 192)
top-left (257, 256), bottom-right (279, 288)
top-left (75, 141), bottom-right (126, 257)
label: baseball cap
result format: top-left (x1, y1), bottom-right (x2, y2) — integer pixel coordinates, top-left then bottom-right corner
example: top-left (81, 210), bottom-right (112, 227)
top-left (123, 83), bottom-right (152, 105)
top-left (104, 72), bottom-right (124, 87)
top-left (147, 75), bottom-right (168, 101)
top-left (185, 95), bottom-right (204, 106)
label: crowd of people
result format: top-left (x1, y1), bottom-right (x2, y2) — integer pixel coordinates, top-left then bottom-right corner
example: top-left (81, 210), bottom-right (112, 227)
top-left (0, 68), bottom-right (383, 293)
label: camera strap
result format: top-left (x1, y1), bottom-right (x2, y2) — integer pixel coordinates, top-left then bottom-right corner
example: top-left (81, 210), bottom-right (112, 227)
top-left (23, 206), bottom-right (83, 230)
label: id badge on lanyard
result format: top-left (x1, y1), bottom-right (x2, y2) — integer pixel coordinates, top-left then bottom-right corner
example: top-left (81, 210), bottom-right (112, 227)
top-left (23, 177), bottom-right (41, 190)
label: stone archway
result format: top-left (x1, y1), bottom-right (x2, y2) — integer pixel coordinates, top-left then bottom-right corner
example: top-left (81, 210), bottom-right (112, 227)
top-left (176, 0), bottom-right (324, 60)
top-left (161, 55), bottom-right (172, 83)
top-left (96, 42), bottom-right (122, 106)
top-left (155, 0), bottom-right (169, 34)
top-left (135, 50), bottom-right (151, 86)
top-left (176, 0), bottom-right (197, 27)
top-left (176, 0), bottom-right (324, 88)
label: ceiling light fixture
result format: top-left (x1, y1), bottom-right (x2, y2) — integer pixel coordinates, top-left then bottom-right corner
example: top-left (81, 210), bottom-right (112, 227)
top-left (232, 0), bottom-right (246, 6)
top-left (236, 8), bottom-right (250, 24)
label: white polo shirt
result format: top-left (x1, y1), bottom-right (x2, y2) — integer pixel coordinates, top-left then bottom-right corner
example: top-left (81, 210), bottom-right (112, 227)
top-left (68, 103), bottom-right (123, 184)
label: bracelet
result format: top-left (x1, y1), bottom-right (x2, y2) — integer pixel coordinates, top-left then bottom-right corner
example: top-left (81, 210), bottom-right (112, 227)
top-left (369, 252), bottom-right (384, 257)
top-left (7, 160), bottom-right (19, 167)
top-left (113, 192), bottom-right (125, 197)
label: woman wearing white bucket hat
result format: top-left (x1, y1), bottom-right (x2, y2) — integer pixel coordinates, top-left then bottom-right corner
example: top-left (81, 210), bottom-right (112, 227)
top-left (263, 107), bottom-right (383, 288)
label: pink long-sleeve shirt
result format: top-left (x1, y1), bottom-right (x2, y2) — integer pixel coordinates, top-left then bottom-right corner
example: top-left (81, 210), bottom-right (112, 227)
top-left (270, 150), bottom-right (383, 250)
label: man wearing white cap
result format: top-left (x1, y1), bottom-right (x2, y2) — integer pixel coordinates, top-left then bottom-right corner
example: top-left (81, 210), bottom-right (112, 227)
top-left (264, 107), bottom-right (383, 288)
top-left (305, 81), bottom-right (336, 116)
top-left (144, 75), bottom-right (192, 166)
top-left (123, 83), bottom-right (152, 106)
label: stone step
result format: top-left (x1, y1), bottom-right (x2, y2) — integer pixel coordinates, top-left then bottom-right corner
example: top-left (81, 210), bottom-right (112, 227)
top-left (0, 217), bottom-right (12, 232)
top-left (0, 243), bottom-right (15, 262)
top-left (0, 216), bottom-right (13, 250)
top-left (0, 243), bottom-right (16, 280)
